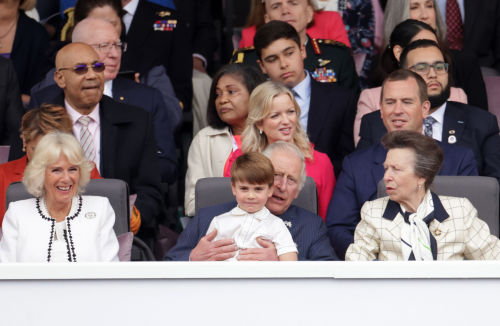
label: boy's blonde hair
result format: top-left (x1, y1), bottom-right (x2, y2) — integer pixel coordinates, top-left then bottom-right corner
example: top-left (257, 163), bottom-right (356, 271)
top-left (231, 152), bottom-right (274, 187)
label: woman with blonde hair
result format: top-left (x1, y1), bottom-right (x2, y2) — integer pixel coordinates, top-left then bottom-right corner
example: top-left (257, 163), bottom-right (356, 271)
top-left (0, 104), bottom-right (101, 225)
top-left (0, 132), bottom-right (119, 262)
top-left (240, 81), bottom-right (335, 219)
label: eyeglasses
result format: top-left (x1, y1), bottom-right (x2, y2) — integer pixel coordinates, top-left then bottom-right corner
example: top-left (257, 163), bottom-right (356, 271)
top-left (57, 62), bottom-right (105, 75)
top-left (274, 173), bottom-right (297, 186)
top-left (409, 62), bottom-right (449, 75)
top-left (91, 42), bottom-right (127, 53)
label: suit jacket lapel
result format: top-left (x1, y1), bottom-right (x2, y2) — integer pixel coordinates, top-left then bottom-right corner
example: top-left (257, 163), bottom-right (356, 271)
top-left (442, 102), bottom-right (465, 145)
top-left (99, 97), bottom-right (119, 176)
top-left (463, 0), bottom-right (478, 41)
top-left (126, 0), bottom-right (152, 48)
top-left (307, 79), bottom-right (325, 141)
top-left (111, 78), bottom-right (128, 103)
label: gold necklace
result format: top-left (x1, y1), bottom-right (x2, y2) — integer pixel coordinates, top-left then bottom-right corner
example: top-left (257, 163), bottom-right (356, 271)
top-left (0, 14), bottom-right (18, 49)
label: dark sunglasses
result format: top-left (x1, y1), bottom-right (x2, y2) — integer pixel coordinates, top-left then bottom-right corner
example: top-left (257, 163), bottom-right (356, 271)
top-left (57, 62), bottom-right (105, 75)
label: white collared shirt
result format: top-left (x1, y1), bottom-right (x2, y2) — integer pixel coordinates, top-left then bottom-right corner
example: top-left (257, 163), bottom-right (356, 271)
top-left (436, 0), bottom-right (465, 23)
top-left (65, 100), bottom-right (101, 172)
top-left (123, 0), bottom-right (140, 34)
top-left (292, 71), bottom-right (312, 131)
top-left (206, 206), bottom-right (297, 260)
top-left (103, 80), bottom-right (113, 98)
top-left (425, 102), bottom-right (447, 142)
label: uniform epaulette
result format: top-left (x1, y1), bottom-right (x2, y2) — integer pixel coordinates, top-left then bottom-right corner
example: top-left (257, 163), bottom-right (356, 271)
top-left (316, 39), bottom-right (349, 47)
top-left (311, 38), bottom-right (322, 55)
top-left (231, 46), bottom-right (255, 63)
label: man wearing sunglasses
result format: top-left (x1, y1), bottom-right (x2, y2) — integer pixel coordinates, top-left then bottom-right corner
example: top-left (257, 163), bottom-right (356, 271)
top-left (30, 18), bottom-right (178, 184)
top-left (53, 42), bottom-right (163, 246)
top-left (358, 40), bottom-right (500, 186)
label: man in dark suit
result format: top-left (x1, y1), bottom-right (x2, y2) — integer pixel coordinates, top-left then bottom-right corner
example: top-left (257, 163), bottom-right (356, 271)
top-left (253, 21), bottom-right (356, 176)
top-left (0, 57), bottom-right (24, 161)
top-left (231, 0), bottom-right (359, 93)
top-left (29, 18), bottom-right (177, 183)
top-left (121, 0), bottom-right (192, 110)
top-left (326, 69), bottom-right (478, 259)
top-left (166, 141), bottom-right (336, 261)
top-left (358, 40), bottom-right (500, 184)
top-left (437, 0), bottom-right (500, 73)
top-left (53, 42), bottom-right (163, 242)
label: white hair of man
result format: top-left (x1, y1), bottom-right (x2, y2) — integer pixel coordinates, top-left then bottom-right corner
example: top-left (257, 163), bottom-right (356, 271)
top-left (263, 141), bottom-right (307, 190)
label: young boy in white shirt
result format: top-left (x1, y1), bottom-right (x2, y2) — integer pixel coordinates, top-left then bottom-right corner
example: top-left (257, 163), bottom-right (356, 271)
top-left (206, 152), bottom-right (298, 261)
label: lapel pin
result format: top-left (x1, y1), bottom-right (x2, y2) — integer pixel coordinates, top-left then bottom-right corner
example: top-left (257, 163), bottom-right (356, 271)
top-left (119, 96), bottom-right (124, 101)
top-left (448, 135), bottom-right (457, 144)
top-left (85, 212), bottom-right (96, 219)
top-left (449, 130), bottom-right (455, 134)
top-left (283, 220), bottom-right (292, 228)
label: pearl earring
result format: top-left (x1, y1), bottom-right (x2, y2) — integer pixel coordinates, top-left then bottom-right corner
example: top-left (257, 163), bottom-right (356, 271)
top-left (259, 129), bottom-right (263, 135)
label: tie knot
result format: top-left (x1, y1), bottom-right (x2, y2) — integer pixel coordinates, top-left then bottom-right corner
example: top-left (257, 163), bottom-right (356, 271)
top-left (290, 89), bottom-right (300, 100)
top-left (78, 115), bottom-right (92, 126)
top-left (424, 116), bottom-right (436, 126)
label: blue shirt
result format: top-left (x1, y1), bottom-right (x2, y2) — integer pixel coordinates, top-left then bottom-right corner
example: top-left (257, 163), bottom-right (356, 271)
top-left (292, 71), bottom-right (312, 131)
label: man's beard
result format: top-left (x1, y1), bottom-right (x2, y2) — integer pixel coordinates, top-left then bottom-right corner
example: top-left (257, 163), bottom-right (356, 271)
top-left (429, 84), bottom-right (451, 110)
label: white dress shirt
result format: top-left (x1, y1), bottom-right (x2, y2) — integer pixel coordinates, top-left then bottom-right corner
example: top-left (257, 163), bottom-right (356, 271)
top-left (103, 79), bottom-right (113, 98)
top-left (65, 100), bottom-right (101, 171)
top-left (123, 0), bottom-right (140, 34)
top-left (206, 206), bottom-right (298, 260)
top-left (426, 102), bottom-right (447, 142)
top-left (292, 71), bottom-right (312, 131)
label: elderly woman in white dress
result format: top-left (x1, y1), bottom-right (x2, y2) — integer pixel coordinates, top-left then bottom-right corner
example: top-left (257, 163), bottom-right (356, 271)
top-left (346, 130), bottom-right (500, 261)
top-left (0, 132), bottom-right (119, 262)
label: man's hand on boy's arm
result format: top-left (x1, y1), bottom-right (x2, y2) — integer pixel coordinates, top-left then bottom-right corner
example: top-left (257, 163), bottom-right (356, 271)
top-left (237, 238), bottom-right (279, 261)
top-left (189, 229), bottom-right (238, 261)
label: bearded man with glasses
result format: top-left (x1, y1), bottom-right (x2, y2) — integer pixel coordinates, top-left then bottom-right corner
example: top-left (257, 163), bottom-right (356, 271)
top-left (358, 39), bottom-right (500, 187)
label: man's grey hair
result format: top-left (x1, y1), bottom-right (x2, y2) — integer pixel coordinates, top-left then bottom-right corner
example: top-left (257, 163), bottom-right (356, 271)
top-left (263, 141), bottom-right (307, 190)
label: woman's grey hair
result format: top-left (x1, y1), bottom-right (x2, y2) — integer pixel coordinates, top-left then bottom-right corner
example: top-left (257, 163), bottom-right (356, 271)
top-left (381, 130), bottom-right (443, 190)
top-left (23, 132), bottom-right (93, 197)
top-left (383, 0), bottom-right (446, 47)
top-left (241, 81), bottom-right (312, 159)
top-left (263, 141), bottom-right (307, 190)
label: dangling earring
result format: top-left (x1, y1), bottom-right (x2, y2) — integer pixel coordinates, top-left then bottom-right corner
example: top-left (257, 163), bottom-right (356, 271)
top-left (259, 129), bottom-right (263, 135)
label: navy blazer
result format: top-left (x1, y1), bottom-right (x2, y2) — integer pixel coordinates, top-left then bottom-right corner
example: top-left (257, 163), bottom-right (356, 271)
top-left (165, 201), bottom-right (337, 261)
top-left (326, 141), bottom-right (478, 259)
top-left (358, 102), bottom-right (500, 185)
top-left (122, 0), bottom-right (192, 110)
top-left (307, 79), bottom-right (356, 177)
top-left (29, 78), bottom-right (177, 183)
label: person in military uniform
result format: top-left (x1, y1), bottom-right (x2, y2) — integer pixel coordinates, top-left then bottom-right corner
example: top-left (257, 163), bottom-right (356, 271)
top-left (121, 0), bottom-right (193, 110)
top-left (231, 0), bottom-right (360, 94)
